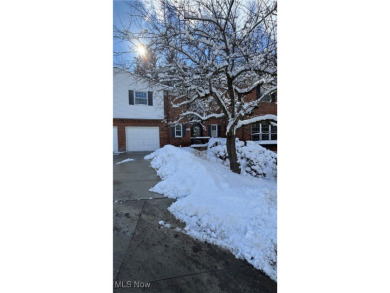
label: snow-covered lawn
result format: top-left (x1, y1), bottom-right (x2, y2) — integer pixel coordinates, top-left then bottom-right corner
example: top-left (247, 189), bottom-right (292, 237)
top-left (207, 138), bottom-right (277, 180)
top-left (145, 145), bottom-right (277, 281)
top-left (116, 158), bottom-right (134, 165)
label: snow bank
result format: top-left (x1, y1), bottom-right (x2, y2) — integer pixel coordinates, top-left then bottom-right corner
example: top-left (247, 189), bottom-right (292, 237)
top-left (145, 145), bottom-right (277, 281)
top-left (207, 138), bottom-right (277, 180)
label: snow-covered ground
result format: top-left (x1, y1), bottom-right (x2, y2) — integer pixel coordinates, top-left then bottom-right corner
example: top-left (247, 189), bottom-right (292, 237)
top-left (207, 138), bottom-right (277, 180)
top-left (145, 145), bottom-right (277, 281)
top-left (116, 158), bottom-right (134, 165)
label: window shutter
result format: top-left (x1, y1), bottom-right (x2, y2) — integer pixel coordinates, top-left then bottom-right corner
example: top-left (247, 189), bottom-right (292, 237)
top-left (208, 125), bottom-right (211, 137)
top-left (256, 85), bottom-right (261, 100)
top-left (129, 90), bottom-right (134, 105)
top-left (148, 91), bottom-right (153, 106)
top-left (171, 126), bottom-right (175, 137)
top-left (217, 125), bottom-right (221, 137)
top-left (182, 124), bottom-right (186, 137)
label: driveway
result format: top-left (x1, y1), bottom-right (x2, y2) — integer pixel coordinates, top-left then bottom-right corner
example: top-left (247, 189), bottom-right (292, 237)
top-left (113, 152), bottom-right (277, 292)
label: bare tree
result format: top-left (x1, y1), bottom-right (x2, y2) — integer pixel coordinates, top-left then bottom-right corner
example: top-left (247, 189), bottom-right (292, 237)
top-left (114, 0), bottom-right (277, 174)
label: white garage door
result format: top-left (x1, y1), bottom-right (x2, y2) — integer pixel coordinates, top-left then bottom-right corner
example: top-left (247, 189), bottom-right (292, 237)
top-left (113, 126), bottom-right (118, 153)
top-left (125, 126), bottom-right (160, 152)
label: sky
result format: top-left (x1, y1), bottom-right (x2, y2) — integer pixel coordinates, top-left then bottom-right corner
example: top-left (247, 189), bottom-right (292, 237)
top-left (113, 1), bottom-right (141, 66)
top-left (113, 0), bottom-right (277, 67)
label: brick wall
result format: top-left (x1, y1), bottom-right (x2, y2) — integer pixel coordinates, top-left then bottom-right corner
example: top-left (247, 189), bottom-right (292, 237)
top-left (163, 95), bottom-right (192, 147)
top-left (169, 135), bottom-right (192, 147)
top-left (114, 90), bottom-right (277, 152)
top-left (113, 118), bottom-right (169, 152)
top-left (163, 90), bottom-right (277, 151)
top-left (245, 90), bottom-right (277, 117)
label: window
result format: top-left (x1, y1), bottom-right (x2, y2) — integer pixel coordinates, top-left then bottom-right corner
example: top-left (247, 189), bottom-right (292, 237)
top-left (251, 122), bottom-right (277, 141)
top-left (210, 125), bottom-right (218, 137)
top-left (260, 91), bottom-right (276, 103)
top-left (251, 124), bottom-right (260, 141)
top-left (261, 124), bottom-right (269, 140)
top-left (175, 124), bottom-right (182, 137)
top-left (134, 91), bottom-right (148, 105)
top-left (271, 125), bottom-right (277, 140)
top-left (261, 94), bottom-right (273, 103)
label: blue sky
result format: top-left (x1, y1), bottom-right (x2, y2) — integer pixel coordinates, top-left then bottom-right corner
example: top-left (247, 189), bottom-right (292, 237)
top-left (113, 1), bottom-right (141, 66)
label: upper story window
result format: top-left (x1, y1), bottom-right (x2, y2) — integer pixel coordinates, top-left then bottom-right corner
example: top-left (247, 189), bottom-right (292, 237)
top-left (135, 91), bottom-right (148, 105)
top-left (252, 122), bottom-right (277, 141)
top-left (260, 92), bottom-right (276, 103)
top-left (175, 124), bottom-right (183, 137)
top-left (129, 90), bottom-right (153, 106)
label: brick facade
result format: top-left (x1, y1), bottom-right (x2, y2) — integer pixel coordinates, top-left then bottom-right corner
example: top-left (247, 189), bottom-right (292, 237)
top-left (114, 89), bottom-right (277, 152)
top-left (165, 90), bottom-right (277, 151)
top-left (236, 90), bottom-right (277, 152)
top-left (113, 118), bottom-right (169, 152)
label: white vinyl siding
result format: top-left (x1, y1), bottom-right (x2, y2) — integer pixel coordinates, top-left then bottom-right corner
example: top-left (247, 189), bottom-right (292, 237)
top-left (113, 68), bottom-right (164, 119)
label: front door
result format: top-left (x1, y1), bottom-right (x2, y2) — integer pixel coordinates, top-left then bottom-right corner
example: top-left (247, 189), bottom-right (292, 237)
top-left (191, 124), bottom-right (203, 144)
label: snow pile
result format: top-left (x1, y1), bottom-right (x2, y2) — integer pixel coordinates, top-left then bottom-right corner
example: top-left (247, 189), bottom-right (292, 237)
top-left (116, 158), bottom-right (134, 165)
top-left (207, 138), bottom-right (277, 180)
top-left (145, 145), bottom-right (277, 281)
top-left (182, 147), bottom-right (208, 160)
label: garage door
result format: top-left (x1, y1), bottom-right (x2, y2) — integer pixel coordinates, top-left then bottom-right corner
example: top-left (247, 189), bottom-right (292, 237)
top-left (113, 126), bottom-right (118, 153)
top-left (125, 126), bottom-right (160, 152)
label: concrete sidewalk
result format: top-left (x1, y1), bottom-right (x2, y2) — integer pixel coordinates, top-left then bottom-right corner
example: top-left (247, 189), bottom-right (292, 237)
top-left (113, 152), bottom-right (276, 292)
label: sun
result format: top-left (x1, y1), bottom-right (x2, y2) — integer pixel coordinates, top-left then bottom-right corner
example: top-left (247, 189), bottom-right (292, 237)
top-left (135, 43), bottom-right (147, 58)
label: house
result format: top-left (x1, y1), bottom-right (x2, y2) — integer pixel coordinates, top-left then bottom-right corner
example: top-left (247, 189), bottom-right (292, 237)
top-left (113, 67), bottom-right (167, 152)
top-left (164, 89), bottom-right (277, 152)
top-left (113, 68), bottom-right (277, 152)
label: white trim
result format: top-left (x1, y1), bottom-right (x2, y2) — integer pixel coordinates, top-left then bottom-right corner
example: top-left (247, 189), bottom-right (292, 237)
top-left (251, 122), bottom-right (277, 141)
top-left (113, 126), bottom-right (118, 153)
top-left (258, 140), bottom-right (277, 145)
top-left (190, 144), bottom-right (208, 148)
top-left (175, 124), bottom-right (183, 138)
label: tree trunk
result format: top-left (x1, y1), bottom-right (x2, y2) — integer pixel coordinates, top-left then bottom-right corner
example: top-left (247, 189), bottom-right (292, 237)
top-left (226, 134), bottom-right (241, 174)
